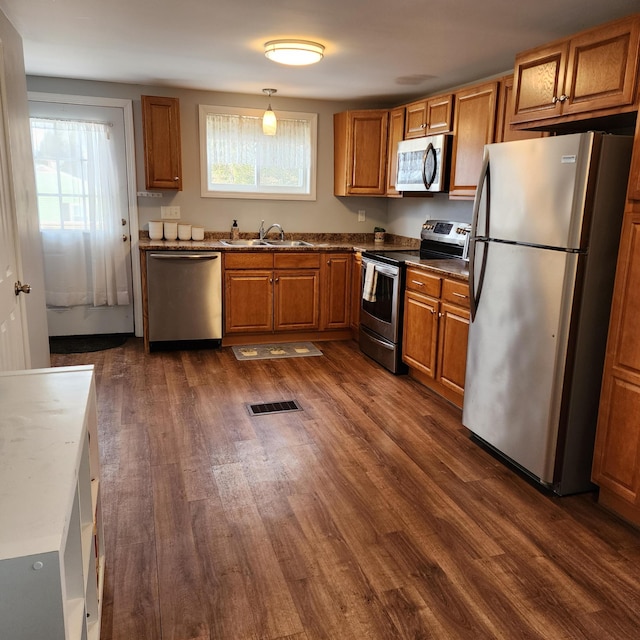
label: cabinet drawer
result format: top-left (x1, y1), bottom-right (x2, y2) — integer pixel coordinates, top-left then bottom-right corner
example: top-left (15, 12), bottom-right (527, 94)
top-left (274, 252), bottom-right (321, 269)
top-left (442, 278), bottom-right (470, 309)
top-left (406, 268), bottom-right (441, 296)
top-left (224, 252), bottom-right (274, 269)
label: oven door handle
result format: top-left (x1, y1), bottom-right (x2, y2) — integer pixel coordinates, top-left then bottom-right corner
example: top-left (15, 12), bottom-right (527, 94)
top-left (361, 258), bottom-right (399, 278)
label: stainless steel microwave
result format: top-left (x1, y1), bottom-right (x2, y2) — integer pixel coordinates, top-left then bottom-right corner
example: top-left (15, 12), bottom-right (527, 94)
top-left (395, 134), bottom-right (449, 192)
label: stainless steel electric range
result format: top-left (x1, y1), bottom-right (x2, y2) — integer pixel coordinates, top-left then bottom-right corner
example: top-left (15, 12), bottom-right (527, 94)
top-left (359, 220), bottom-right (470, 373)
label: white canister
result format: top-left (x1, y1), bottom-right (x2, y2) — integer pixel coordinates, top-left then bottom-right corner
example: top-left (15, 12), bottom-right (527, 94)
top-left (149, 220), bottom-right (164, 240)
top-left (191, 226), bottom-right (205, 241)
top-left (163, 221), bottom-right (178, 241)
top-left (178, 223), bottom-right (192, 240)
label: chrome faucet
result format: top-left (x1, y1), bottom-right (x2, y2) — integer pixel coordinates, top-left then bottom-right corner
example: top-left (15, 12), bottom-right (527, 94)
top-left (258, 220), bottom-right (285, 240)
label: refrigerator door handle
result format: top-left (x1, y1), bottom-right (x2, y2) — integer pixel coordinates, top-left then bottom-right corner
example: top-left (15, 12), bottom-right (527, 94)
top-left (471, 149), bottom-right (491, 240)
top-left (469, 238), bottom-right (489, 321)
top-left (469, 151), bottom-right (491, 321)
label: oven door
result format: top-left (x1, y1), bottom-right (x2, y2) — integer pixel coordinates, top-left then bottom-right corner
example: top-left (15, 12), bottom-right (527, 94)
top-left (360, 257), bottom-right (402, 343)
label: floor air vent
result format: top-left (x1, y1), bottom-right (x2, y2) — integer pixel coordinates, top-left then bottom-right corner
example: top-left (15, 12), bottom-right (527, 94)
top-left (247, 400), bottom-right (302, 416)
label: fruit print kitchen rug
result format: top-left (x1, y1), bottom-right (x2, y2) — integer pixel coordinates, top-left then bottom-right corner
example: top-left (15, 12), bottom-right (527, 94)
top-left (232, 342), bottom-right (322, 361)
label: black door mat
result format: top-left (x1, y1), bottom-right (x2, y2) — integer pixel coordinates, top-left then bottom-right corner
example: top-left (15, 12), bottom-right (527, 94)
top-left (49, 334), bottom-right (131, 354)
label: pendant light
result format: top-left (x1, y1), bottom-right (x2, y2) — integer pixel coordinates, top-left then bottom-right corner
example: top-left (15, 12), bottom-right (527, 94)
top-left (262, 88), bottom-right (277, 136)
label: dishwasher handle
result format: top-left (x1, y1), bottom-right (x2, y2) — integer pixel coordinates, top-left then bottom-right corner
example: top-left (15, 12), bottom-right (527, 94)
top-left (149, 252), bottom-right (220, 260)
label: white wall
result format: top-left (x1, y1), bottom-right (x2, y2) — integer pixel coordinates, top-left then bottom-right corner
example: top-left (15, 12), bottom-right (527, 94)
top-left (26, 76), bottom-right (391, 236)
top-left (387, 195), bottom-right (474, 237)
top-left (1, 12), bottom-right (49, 368)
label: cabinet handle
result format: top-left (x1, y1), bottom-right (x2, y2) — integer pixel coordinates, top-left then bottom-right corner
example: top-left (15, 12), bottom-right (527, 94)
top-left (452, 292), bottom-right (468, 299)
top-left (411, 280), bottom-right (425, 286)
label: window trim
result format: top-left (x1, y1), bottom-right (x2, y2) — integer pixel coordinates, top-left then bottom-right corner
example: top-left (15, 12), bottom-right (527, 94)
top-left (198, 104), bottom-right (318, 201)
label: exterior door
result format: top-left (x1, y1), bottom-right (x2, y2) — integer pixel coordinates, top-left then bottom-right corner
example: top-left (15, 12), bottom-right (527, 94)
top-left (0, 69), bottom-right (28, 370)
top-left (28, 99), bottom-right (135, 336)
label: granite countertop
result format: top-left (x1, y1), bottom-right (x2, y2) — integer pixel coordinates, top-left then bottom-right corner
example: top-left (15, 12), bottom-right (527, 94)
top-left (138, 232), bottom-right (418, 254)
top-left (138, 233), bottom-right (468, 280)
top-left (405, 257), bottom-right (469, 282)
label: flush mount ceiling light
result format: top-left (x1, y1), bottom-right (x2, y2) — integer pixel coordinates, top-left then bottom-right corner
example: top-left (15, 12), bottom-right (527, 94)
top-left (262, 88), bottom-right (277, 136)
top-left (264, 39), bottom-right (325, 66)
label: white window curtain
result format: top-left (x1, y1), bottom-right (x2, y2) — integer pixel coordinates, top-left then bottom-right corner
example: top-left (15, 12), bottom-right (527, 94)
top-left (30, 118), bottom-right (130, 307)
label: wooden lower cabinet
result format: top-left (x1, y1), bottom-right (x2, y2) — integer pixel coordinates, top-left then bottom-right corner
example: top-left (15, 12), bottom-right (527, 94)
top-left (224, 252), bottom-right (320, 334)
top-left (321, 253), bottom-right (352, 329)
top-left (402, 267), bottom-right (470, 408)
top-left (223, 251), bottom-right (353, 341)
top-left (592, 207), bottom-right (640, 526)
top-left (274, 270), bottom-right (320, 331)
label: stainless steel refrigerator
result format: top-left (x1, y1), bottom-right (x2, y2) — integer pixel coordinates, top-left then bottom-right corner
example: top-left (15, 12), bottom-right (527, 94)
top-left (462, 132), bottom-right (633, 495)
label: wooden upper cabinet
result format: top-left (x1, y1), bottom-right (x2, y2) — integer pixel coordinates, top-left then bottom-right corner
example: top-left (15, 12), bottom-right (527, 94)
top-left (425, 94), bottom-right (453, 135)
top-left (496, 75), bottom-right (547, 143)
top-left (511, 15), bottom-right (640, 126)
top-left (404, 94), bottom-right (453, 138)
top-left (141, 95), bottom-right (182, 190)
top-left (404, 100), bottom-right (428, 138)
top-left (449, 81), bottom-right (498, 200)
top-left (334, 110), bottom-right (388, 196)
top-left (386, 107), bottom-right (405, 196)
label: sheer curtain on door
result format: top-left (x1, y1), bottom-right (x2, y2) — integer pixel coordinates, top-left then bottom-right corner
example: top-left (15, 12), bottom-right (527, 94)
top-left (30, 118), bottom-right (130, 307)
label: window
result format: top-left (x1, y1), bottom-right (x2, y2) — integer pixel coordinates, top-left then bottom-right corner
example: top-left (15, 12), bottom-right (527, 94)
top-left (199, 104), bottom-right (317, 200)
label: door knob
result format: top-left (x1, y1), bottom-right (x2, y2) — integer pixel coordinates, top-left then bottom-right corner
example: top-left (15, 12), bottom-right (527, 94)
top-left (14, 281), bottom-right (31, 295)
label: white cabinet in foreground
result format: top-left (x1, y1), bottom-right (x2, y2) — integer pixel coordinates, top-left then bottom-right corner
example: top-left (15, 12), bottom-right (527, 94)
top-left (0, 365), bottom-right (104, 640)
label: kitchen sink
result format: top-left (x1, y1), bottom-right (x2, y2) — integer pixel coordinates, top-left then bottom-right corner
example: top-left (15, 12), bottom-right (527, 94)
top-left (262, 240), bottom-right (314, 247)
top-left (218, 239), bottom-right (268, 246)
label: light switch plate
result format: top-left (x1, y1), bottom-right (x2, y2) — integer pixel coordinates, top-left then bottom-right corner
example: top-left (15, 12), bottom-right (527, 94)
top-left (161, 206), bottom-right (181, 219)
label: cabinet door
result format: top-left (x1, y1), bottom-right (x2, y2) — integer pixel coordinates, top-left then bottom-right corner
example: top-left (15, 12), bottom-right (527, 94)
top-left (334, 110), bottom-right (388, 196)
top-left (496, 76), bottom-right (546, 143)
top-left (404, 100), bottom-right (428, 139)
top-left (592, 211), bottom-right (640, 517)
top-left (426, 94), bottom-right (453, 135)
top-left (386, 107), bottom-right (405, 195)
top-left (563, 16), bottom-right (640, 117)
top-left (351, 253), bottom-right (362, 331)
top-left (511, 43), bottom-right (568, 125)
top-left (402, 290), bottom-right (439, 378)
top-left (449, 82), bottom-right (498, 200)
top-left (322, 254), bottom-right (352, 330)
top-left (141, 95), bottom-right (182, 190)
top-left (436, 302), bottom-right (470, 399)
top-left (224, 270), bottom-right (273, 333)
top-left (274, 270), bottom-right (320, 331)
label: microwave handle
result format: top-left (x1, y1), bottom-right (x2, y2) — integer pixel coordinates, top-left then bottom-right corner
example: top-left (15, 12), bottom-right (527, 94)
top-left (422, 142), bottom-right (436, 189)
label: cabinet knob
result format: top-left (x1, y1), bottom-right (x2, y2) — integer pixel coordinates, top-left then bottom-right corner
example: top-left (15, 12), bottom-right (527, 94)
top-left (174, 176), bottom-right (180, 181)
top-left (552, 94), bottom-right (568, 104)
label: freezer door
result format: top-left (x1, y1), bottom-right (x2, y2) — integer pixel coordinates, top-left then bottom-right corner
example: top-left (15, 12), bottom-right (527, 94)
top-left (476, 133), bottom-right (594, 250)
top-left (463, 240), bottom-right (579, 484)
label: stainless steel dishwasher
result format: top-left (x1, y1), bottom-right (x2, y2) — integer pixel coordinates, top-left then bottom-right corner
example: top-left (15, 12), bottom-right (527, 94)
top-left (146, 251), bottom-right (222, 349)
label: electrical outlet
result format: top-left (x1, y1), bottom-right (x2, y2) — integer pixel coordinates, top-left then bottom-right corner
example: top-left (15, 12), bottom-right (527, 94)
top-left (161, 206), bottom-right (181, 219)
top-left (358, 210), bottom-right (366, 222)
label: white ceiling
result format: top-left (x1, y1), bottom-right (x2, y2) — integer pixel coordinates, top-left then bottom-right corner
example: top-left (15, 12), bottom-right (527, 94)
top-left (1, 0), bottom-right (639, 104)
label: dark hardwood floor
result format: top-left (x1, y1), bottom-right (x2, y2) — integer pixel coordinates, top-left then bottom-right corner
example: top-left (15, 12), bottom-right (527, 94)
top-left (51, 338), bottom-right (640, 640)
